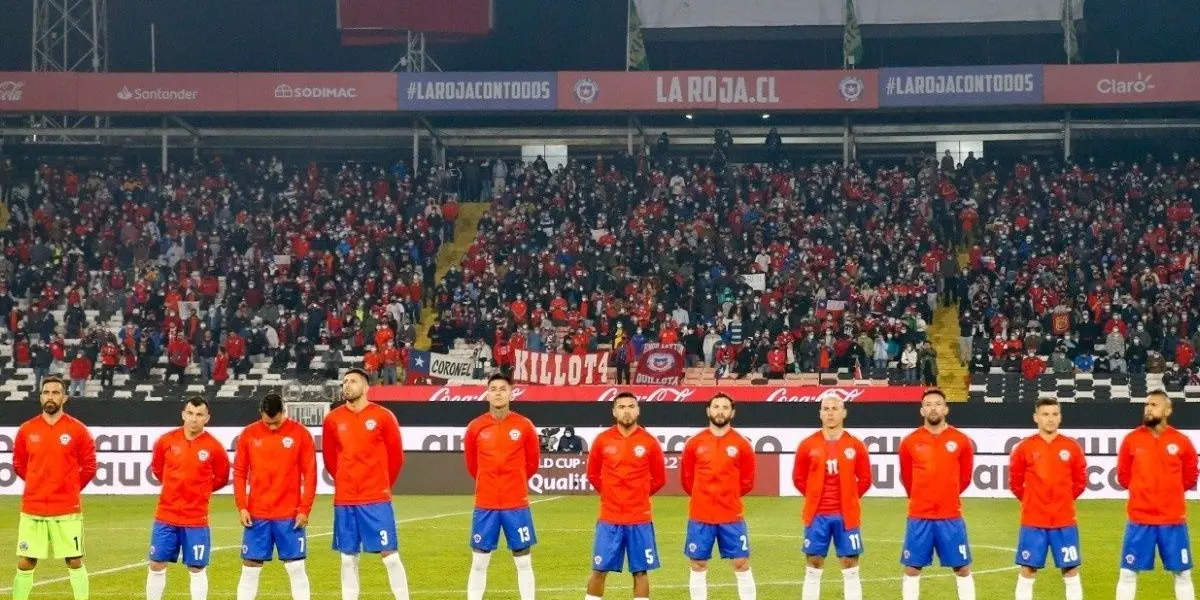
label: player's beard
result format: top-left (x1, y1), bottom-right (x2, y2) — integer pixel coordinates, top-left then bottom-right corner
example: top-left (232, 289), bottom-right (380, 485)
top-left (41, 401), bottom-right (60, 415)
top-left (343, 390), bottom-right (362, 403)
top-left (1143, 415), bottom-right (1162, 427)
top-left (924, 414), bottom-right (943, 426)
top-left (708, 414), bottom-right (730, 428)
top-left (617, 415), bottom-right (637, 428)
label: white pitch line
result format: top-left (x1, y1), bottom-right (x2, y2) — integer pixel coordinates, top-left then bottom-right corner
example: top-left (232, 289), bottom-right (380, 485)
top-left (0, 497), bottom-right (564, 593)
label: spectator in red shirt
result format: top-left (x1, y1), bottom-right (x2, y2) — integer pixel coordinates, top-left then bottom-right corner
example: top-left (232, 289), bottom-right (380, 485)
top-left (99, 341), bottom-right (120, 388)
top-left (166, 334), bottom-right (192, 387)
top-left (68, 352), bottom-right (91, 397)
top-left (1021, 350), bottom-right (1046, 380)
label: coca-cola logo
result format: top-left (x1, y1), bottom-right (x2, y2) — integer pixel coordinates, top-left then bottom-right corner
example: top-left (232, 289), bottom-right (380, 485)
top-left (763, 388), bottom-right (865, 403)
top-left (595, 387), bottom-right (696, 403)
top-left (0, 81), bottom-right (24, 102)
top-left (427, 386), bottom-right (527, 402)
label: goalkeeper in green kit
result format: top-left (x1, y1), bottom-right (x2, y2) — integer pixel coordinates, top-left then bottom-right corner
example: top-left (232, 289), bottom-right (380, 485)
top-left (11, 376), bottom-right (98, 600)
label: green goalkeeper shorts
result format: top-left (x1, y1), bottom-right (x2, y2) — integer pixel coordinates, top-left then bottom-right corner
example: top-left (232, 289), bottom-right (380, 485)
top-left (16, 513), bottom-right (84, 559)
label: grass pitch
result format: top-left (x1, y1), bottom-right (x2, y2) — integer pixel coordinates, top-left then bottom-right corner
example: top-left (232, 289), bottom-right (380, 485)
top-left (0, 495), bottom-right (1194, 599)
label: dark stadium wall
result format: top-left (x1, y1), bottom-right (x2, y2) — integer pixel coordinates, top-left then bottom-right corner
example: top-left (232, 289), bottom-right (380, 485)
top-left (0, 400), bottom-right (1178, 429)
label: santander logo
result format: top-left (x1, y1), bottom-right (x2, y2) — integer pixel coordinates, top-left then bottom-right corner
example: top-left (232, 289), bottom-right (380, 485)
top-left (0, 81), bottom-right (25, 102)
top-left (116, 85), bottom-right (200, 102)
top-left (1096, 72), bottom-right (1156, 96)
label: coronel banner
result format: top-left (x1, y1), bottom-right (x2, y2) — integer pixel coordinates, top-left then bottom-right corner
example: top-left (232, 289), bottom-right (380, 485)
top-left (370, 384), bottom-right (924, 403)
top-left (236, 73), bottom-right (398, 111)
top-left (1044, 62), bottom-right (1200, 105)
top-left (558, 70), bottom-right (878, 111)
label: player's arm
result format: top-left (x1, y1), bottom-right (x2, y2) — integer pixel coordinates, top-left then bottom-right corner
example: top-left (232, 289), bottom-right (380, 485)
top-left (523, 419), bottom-right (540, 481)
top-left (898, 437), bottom-right (913, 496)
top-left (321, 415), bottom-right (339, 478)
top-left (648, 438), bottom-right (666, 496)
top-left (384, 410), bottom-right (405, 485)
top-left (463, 422), bottom-right (479, 480)
top-left (211, 443), bottom-right (232, 492)
top-left (299, 430), bottom-right (318, 517)
top-left (586, 436), bottom-right (603, 492)
top-left (680, 439), bottom-right (696, 496)
top-left (12, 426), bottom-right (28, 481)
top-left (1070, 442), bottom-right (1088, 498)
top-left (853, 439), bottom-right (871, 497)
top-left (738, 437), bottom-right (756, 496)
top-left (958, 433), bottom-right (974, 493)
top-left (233, 432), bottom-right (251, 510)
top-left (1008, 441), bottom-right (1026, 501)
top-left (791, 440), bottom-right (810, 495)
top-left (151, 434), bottom-right (166, 482)
top-left (76, 424), bottom-right (98, 488)
top-left (1180, 436), bottom-right (1199, 491)
top-left (1116, 434), bottom-right (1134, 490)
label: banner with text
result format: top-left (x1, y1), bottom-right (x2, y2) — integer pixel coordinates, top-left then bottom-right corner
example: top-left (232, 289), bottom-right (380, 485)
top-left (511, 350), bottom-right (611, 386)
top-left (1044, 62), bottom-right (1200, 105)
top-left (397, 72), bottom-right (557, 111)
top-left (369, 384), bottom-right (924, 403)
top-left (879, 64), bottom-right (1044, 107)
top-left (557, 70), bottom-right (878, 111)
top-left (635, 343), bottom-right (686, 386)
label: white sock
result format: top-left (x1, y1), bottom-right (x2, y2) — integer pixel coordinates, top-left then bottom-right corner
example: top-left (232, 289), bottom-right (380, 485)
top-left (514, 554), bottom-right (535, 600)
top-left (841, 567), bottom-right (862, 600)
top-left (1064, 574), bottom-right (1083, 600)
top-left (955, 573), bottom-right (976, 600)
top-left (285, 560), bottom-right (311, 600)
top-left (802, 566), bottom-right (822, 600)
top-left (584, 596), bottom-right (602, 600)
top-left (190, 569), bottom-right (209, 600)
top-left (340, 554), bottom-right (361, 600)
top-left (902, 574), bottom-right (921, 600)
top-left (382, 552), bottom-right (410, 600)
top-left (236, 565), bottom-right (262, 600)
top-left (146, 568), bottom-right (167, 600)
top-left (689, 569), bottom-right (707, 600)
top-left (735, 569), bottom-right (756, 600)
top-left (635, 598), bottom-right (649, 600)
top-left (468, 552), bottom-right (491, 600)
top-left (1117, 568), bottom-right (1138, 600)
top-left (1015, 575), bottom-right (1034, 600)
top-left (1176, 570), bottom-right (1195, 600)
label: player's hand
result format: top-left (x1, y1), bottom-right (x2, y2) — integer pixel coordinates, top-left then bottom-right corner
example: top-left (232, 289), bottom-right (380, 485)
top-left (239, 509), bottom-right (253, 528)
top-left (294, 513), bottom-right (309, 529)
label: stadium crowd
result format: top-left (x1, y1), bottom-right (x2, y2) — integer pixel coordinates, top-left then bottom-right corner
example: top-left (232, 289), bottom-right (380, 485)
top-left (1, 146), bottom-right (1199, 392)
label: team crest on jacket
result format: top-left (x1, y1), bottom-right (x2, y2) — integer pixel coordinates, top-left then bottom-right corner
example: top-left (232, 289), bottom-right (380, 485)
top-left (726, 446), bottom-right (738, 457)
top-left (28, 434), bottom-right (40, 443)
top-left (282, 437), bottom-right (294, 449)
top-left (844, 448), bottom-right (856, 460)
top-left (1059, 449), bottom-right (1070, 461)
top-left (1167, 443), bottom-right (1180, 455)
top-left (59, 434), bottom-right (71, 445)
top-left (633, 445), bottom-right (646, 457)
top-left (509, 429), bottom-right (521, 441)
top-left (365, 419), bottom-right (377, 431)
top-left (945, 441), bottom-right (958, 452)
top-left (197, 450), bottom-right (210, 461)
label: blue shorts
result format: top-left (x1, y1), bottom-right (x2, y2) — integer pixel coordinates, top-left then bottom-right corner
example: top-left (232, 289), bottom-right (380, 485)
top-left (592, 521), bottom-right (660, 573)
top-left (901, 517), bottom-right (972, 569)
top-left (1120, 523), bottom-right (1193, 573)
top-left (803, 514), bottom-right (864, 558)
top-left (684, 520), bottom-right (750, 561)
top-left (242, 518), bottom-right (307, 562)
top-left (332, 502), bottom-right (399, 555)
top-left (471, 507), bottom-right (537, 553)
top-left (148, 521), bottom-right (211, 568)
top-left (1015, 525), bottom-right (1081, 569)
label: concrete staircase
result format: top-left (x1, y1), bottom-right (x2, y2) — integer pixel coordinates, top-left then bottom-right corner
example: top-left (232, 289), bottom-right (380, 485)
top-left (414, 202), bottom-right (490, 350)
top-left (930, 251), bottom-right (970, 401)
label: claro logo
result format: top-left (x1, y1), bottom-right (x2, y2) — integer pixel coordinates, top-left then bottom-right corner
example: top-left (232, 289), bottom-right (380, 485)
top-left (274, 84), bottom-right (358, 99)
top-left (1096, 72), bottom-right (1156, 95)
top-left (0, 81), bottom-right (25, 102)
top-left (116, 86), bottom-right (200, 102)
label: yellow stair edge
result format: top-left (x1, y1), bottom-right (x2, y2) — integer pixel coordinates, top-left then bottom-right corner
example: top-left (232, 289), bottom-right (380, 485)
top-left (413, 202), bottom-right (490, 351)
